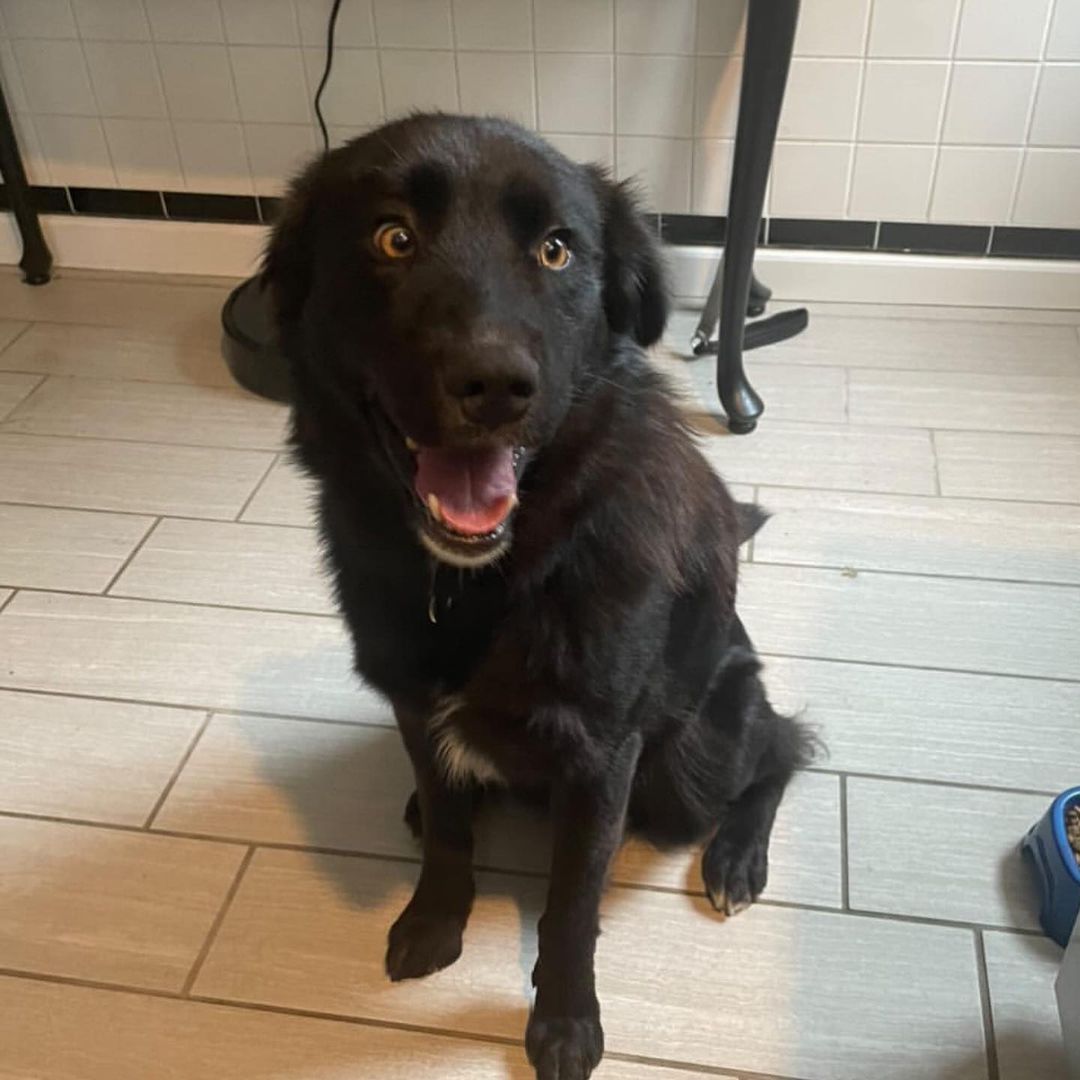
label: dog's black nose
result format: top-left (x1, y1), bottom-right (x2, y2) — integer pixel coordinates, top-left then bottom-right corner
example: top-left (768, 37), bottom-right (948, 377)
top-left (449, 353), bottom-right (537, 430)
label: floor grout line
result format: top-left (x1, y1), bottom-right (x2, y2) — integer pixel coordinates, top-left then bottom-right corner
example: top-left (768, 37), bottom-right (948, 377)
top-left (0, 589), bottom-right (16, 615)
top-left (747, 559), bottom-right (1080, 590)
top-left (0, 499), bottom-right (315, 530)
top-left (0, 372), bottom-right (49, 421)
top-left (808, 767), bottom-right (1059, 800)
top-left (0, 964), bottom-right (812, 1080)
top-left (839, 774), bottom-right (850, 912)
top-left (0, 805), bottom-right (1049, 938)
top-left (929, 428), bottom-right (943, 495)
top-left (0, 321), bottom-right (36, 359)
top-left (0, 425), bottom-right (286, 456)
top-left (7, 409), bottom-right (1080, 452)
top-left (234, 451), bottom-right (284, 523)
top-left (101, 515), bottom-right (162, 595)
top-left (180, 846), bottom-right (256, 997)
top-left (974, 929), bottom-right (1001, 1080)
top-left (1, 585), bottom-right (339, 621)
top-left (0, 686), bottom-right (1071, 799)
top-left (142, 712), bottom-right (213, 830)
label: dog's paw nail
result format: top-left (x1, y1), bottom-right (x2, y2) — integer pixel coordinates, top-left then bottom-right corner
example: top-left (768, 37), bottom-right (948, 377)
top-left (385, 909), bottom-right (464, 982)
top-left (526, 1015), bottom-right (603, 1080)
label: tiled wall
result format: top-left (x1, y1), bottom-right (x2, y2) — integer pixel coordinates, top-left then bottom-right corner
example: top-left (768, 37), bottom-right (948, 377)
top-left (1, 0), bottom-right (1078, 229)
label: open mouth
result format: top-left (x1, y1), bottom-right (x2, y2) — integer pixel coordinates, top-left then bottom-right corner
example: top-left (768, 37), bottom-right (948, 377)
top-left (407, 439), bottom-right (525, 568)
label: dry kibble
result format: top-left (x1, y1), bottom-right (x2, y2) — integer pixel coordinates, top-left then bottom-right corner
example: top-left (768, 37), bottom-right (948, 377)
top-left (1067, 803), bottom-right (1080, 870)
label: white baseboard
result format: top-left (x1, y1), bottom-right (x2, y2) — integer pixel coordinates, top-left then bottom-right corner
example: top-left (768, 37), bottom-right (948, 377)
top-left (2, 213), bottom-right (1078, 310)
top-left (668, 243), bottom-right (1080, 310)
top-left (0, 213), bottom-right (267, 279)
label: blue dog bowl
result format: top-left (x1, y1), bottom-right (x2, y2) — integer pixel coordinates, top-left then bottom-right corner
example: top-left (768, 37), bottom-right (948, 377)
top-left (1022, 786), bottom-right (1080, 947)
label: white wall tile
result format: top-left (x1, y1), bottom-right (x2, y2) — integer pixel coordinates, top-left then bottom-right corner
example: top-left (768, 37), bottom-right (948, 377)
top-left (543, 132), bottom-right (615, 169)
top-left (156, 44), bottom-right (240, 121)
top-left (13, 40), bottom-right (95, 116)
top-left (695, 0), bottom-right (745, 55)
top-left (3, 0), bottom-right (77, 38)
top-left (103, 118), bottom-right (182, 190)
top-left (868, 0), bottom-right (960, 58)
top-left (616, 55), bottom-right (694, 136)
top-left (943, 63), bottom-right (1038, 145)
top-left (691, 137), bottom-right (733, 213)
top-left (616, 135), bottom-right (691, 211)
top-left (537, 53), bottom-right (613, 133)
top-left (229, 46), bottom-right (310, 124)
top-left (0, 40), bottom-right (30, 113)
top-left (244, 123), bottom-right (317, 195)
top-left (770, 142), bottom-right (852, 218)
top-left (34, 115), bottom-right (115, 187)
top-left (858, 60), bottom-right (949, 142)
top-left (296, 0), bottom-right (375, 47)
top-left (793, 0), bottom-right (871, 57)
top-left (71, 0), bottom-right (150, 40)
top-left (145, 0), bottom-right (225, 43)
top-left (779, 58), bottom-right (861, 140)
top-left (456, 51), bottom-right (536, 127)
top-left (849, 144), bottom-right (935, 220)
top-left (616, 0), bottom-right (696, 55)
top-left (1013, 148), bottom-right (1080, 226)
top-left (956, 0), bottom-right (1053, 60)
top-left (453, 0), bottom-right (532, 50)
top-left (173, 121), bottom-right (253, 194)
top-left (1046, 0), bottom-right (1080, 60)
top-left (10, 114), bottom-right (51, 184)
top-left (694, 55), bottom-right (741, 138)
top-left (83, 42), bottom-right (167, 120)
top-left (379, 49), bottom-right (458, 117)
top-left (372, 0), bottom-right (452, 48)
top-left (221, 0), bottom-right (299, 45)
top-left (535, 0), bottom-right (612, 52)
top-left (301, 48), bottom-right (382, 128)
top-left (1029, 64), bottom-right (1080, 146)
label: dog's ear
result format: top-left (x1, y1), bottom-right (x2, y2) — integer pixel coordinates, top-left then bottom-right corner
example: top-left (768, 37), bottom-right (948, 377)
top-left (587, 165), bottom-right (669, 347)
top-left (261, 160), bottom-right (322, 327)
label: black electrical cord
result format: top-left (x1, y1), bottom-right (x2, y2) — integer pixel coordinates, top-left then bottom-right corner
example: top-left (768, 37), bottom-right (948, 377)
top-left (313, 0), bottom-right (345, 154)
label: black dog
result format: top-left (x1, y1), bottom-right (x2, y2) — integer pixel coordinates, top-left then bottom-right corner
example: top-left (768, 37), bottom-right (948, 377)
top-left (264, 113), bottom-right (811, 1080)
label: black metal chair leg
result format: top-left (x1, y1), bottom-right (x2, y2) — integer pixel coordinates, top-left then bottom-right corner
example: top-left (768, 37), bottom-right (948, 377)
top-left (0, 85), bottom-right (52, 285)
top-left (748, 272), bottom-right (771, 317)
top-left (693, 0), bottom-right (807, 434)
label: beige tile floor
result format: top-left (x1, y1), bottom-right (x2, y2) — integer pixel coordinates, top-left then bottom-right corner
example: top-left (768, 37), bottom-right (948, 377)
top-left (0, 268), bottom-right (1077, 1079)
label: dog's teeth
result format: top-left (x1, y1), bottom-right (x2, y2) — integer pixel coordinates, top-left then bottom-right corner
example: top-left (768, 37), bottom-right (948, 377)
top-left (405, 436), bottom-right (418, 451)
top-left (427, 493), bottom-right (443, 521)
top-left (508, 493), bottom-right (519, 510)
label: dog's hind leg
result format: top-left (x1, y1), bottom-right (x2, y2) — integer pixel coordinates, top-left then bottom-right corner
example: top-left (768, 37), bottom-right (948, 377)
top-left (701, 764), bottom-right (788, 917)
top-left (698, 635), bottom-right (814, 917)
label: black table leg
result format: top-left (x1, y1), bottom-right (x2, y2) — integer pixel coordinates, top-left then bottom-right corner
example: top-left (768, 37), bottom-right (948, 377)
top-left (0, 85), bottom-right (52, 285)
top-left (692, 0), bottom-right (807, 434)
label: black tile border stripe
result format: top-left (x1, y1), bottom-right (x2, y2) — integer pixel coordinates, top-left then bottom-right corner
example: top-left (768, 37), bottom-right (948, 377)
top-left (162, 191), bottom-right (260, 224)
top-left (878, 221), bottom-right (990, 256)
top-left (768, 218), bottom-right (876, 250)
top-left (1, 184), bottom-right (1078, 261)
top-left (990, 226), bottom-right (1080, 261)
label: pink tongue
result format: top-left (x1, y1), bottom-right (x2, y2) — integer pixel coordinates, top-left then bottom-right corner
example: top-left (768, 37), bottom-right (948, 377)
top-left (414, 445), bottom-right (517, 536)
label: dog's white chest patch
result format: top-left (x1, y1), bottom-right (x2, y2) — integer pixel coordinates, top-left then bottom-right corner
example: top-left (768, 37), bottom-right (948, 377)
top-left (428, 695), bottom-right (505, 787)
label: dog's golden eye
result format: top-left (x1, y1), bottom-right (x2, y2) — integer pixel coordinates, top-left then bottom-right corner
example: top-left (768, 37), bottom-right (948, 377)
top-left (538, 234), bottom-right (571, 271)
top-left (374, 221), bottom-right (415, 259)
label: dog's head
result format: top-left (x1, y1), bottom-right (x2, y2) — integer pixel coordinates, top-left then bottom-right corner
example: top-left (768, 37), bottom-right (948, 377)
top-left (264, 114), bottom-right (667, 567)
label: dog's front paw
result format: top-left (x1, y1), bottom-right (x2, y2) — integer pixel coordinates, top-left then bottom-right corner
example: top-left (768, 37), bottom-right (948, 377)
top-left (385, 905), bottom-right (464, 981)
top-left (526, 1013), bottom-right (604, 1080)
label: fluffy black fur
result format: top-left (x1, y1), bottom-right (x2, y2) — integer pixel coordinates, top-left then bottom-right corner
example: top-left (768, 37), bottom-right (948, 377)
top-left (264, 114), bottom-right (812, 1080)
